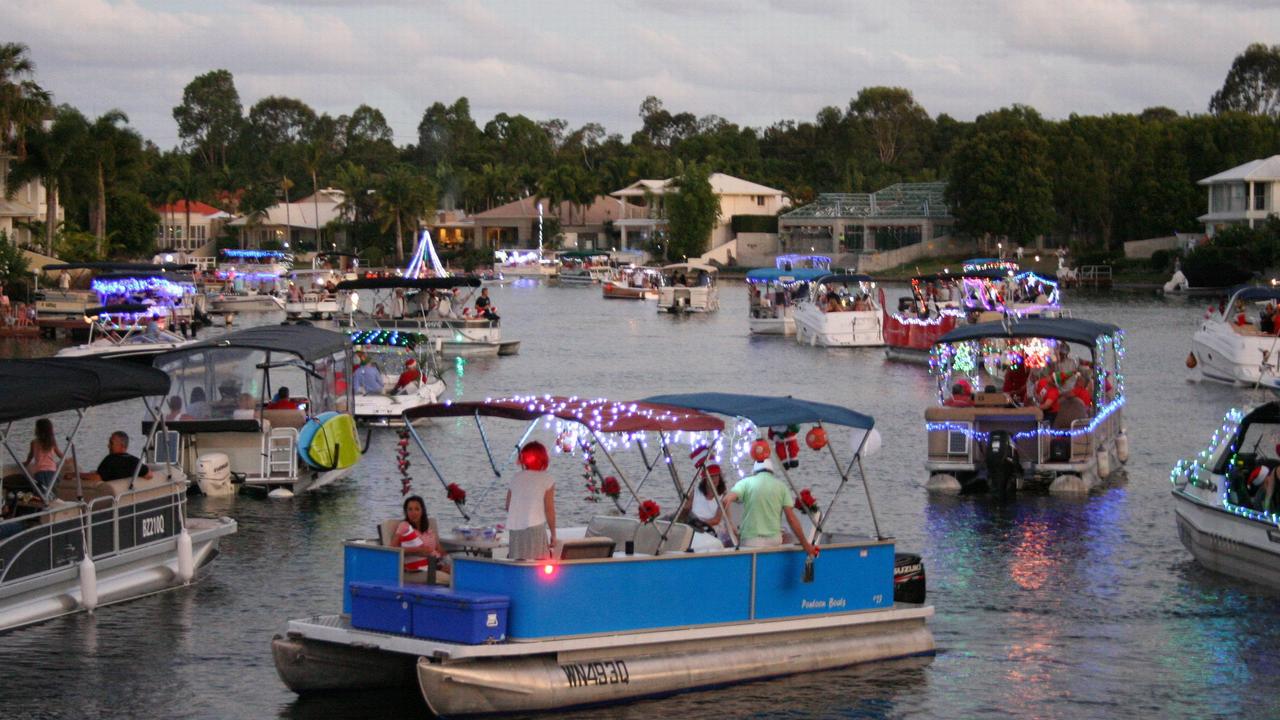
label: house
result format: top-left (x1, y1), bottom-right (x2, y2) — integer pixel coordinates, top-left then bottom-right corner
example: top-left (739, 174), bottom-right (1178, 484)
top-left (0, 152), bottom-right (63, 249)
top-left (778, 182), bottom-right (953, 255)
top-left (226, 188), bottom-right (347, 250)
top-left (425, 209), bottom-right (475, 253)
top-left (153, 200), bottom-right (232, 255)
top-left (1197, 155), bottom-right (1280, 237)
top-left (470, 195), bottom-right (649, 251)
top-left (609, 173), bottom-right (789, 256)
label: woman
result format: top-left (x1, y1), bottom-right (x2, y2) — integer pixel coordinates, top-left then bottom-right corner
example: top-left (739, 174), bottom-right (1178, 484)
top-left (24, 418), bottom-right (63, 495)
top-left (232, 393), bottom-right (258, 420)
top-left (505, 441), bottom-right (557, 561)
top-left (165, 396), bottom-right (185, 422)
top-left (391, 495), bottom-right (450, 576)
top-left (679, 465), bottom-right (731, 546)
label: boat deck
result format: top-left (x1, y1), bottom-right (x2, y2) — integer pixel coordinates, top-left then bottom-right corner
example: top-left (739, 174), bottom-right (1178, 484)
top-left (286, 603), bottom-right (934, 660)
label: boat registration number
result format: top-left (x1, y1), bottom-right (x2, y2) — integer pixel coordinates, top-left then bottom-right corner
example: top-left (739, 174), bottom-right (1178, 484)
top-left (560, 660), bottom-right (629, 688)
top-left (141, 514), bottom-right (166, 538)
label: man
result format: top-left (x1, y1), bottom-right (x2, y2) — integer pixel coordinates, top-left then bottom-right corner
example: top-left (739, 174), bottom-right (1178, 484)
top-left (353, 357), bottom-right (384, 395)
top-left (943, 383), bottom-right (975, 408)
top-left (265, 386), bottom-right (302, 410)
top-left (721, 459), bottom-right (817, 557)
top-left (475, 288), bottom-right (499, 321)
top-left (81, 431), bottom-right (151, 483)
top-left (392, 358), bottom-right (421, 395)
top-left (1053, 345), bottom-right (1078, 376)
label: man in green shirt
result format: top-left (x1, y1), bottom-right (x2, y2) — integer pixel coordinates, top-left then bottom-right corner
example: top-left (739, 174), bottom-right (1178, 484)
top-left (723, 461), bottom-right (817, 557)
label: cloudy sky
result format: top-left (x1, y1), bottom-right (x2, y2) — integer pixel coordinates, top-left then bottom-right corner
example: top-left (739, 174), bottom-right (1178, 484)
top-left (5, 0), bottom-right (1279, 148)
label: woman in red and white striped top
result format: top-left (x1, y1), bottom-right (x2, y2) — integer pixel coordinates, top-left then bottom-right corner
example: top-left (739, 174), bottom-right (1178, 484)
top-left (391, 495), bottom-right (449, 574)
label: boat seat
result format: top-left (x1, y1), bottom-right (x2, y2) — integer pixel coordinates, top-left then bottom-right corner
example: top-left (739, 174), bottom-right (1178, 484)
top-left (974, 392), bottom-right (1012, 407)
top-left (377, 516), bottom-right (439, 545)
top-left (633, 521), bottom-right (695, 555)
top-left (586, 515), bottom-right (640, 547)
top-left (555, 537), bottom-right (616, 560)
top-left (262, 408), bottom-right (307, 430)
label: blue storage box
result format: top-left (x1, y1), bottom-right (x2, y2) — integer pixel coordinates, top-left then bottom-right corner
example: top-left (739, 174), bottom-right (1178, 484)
top-left (406, 586), bottom-right (510, 644)
top-left (349, 582), bottom-right (412, 635)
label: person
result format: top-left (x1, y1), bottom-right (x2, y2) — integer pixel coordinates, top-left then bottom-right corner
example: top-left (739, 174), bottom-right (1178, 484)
top-left (1035, 372), bottom-right (1061, 422)
top-left (392, 288), bottom-right (407, 319)
top-left (505, 441), bottom-right (557, 561)
top-left (824, 292), bottom-right (842, 313)
top-left (24, 418), bottom-right (63, 495)
top-left (1053, 344), bottom-right (1078, 376)
top-left (943, 383), bottom-right (975, 408)
top-left (265, 386), bottom-right (301, 410)
top-left (721, 458), bottom-right (817, 556)
top-left (288, 282), bottom-right (302, 303)
top-left (1016, 244), bottom-right (1025, 261)
top-left (392, 357), bottom-right (421, 395)
top-left (353, 357), bottom-right (384, 395)
top-left (81, 431), bottom-right (150, 483)
top-left (373, 302), bottom-right (388, 319)
top-left (187, 387), bottom-right (210, 419)
top-left (390, 495), bottom-right (450, 578)
top-left (1263, 302), bottom-right (1278, 335)
top-left (232, 393), bottom-right (258, 420)
top-left (165, 396), bottom-right (186, 422)
top-left (434, 291), bottom-right (454, 318)
top-left (475, 288), bottom-right (499, 321)
top-left (58, 269), bottom-right (71, 291)
top-left (1002, 358), bottom-right (1030, 405)
top-left (679, 465), bottom-right (731, 546)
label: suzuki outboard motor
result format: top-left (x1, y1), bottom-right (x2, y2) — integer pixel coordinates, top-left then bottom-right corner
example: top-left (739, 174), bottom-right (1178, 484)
top-left (894, 553), bottom-right (926, 604)
top-left (985, 429), bottom-right (1019, 502)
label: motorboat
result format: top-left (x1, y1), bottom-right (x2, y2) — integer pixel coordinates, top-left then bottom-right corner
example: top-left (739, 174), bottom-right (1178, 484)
top-left (55, 304), bottom-right (193, 360)
top-left (494, 249), bottom-right (557, 279)
top-left (283, 270), bottom-right (341, 319)
top-left (207, 249), bottom-right (291, 313)
top-left (0, 358), bottom-right (235, 632)
top-left (152, 325), bottom-right (363, 496)
top-left (883, 265), bottom-right (1061, 363)
top-left (1172, 403), bottom-right (1280, 587)
top-left (793, 274), bottom-right (884, 347)
top-left (555, 251), bottom-right (612, 286)
top-left (1188, 286), bottom-right (1280, 388)
top-left (657, 263), bottom-right (719, 313)
top-left (336, 276), bottom-right (518, 358)
top-left (601, 266), bottom-right (660, 300)
top-left (348, 329), bottom-right (448, 426)
top-left (924, 317), bottom-right (1128, 496)
top-left (747, 268), bottom-right (829, 335)
top-left (36, 262), bottom-right (201, 325)
top-left (272, 392), bottom-right (933, 716)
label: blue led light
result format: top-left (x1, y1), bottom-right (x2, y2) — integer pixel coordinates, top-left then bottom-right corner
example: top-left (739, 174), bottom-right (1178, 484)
top-left (222, 249), bottom-right (291, 260)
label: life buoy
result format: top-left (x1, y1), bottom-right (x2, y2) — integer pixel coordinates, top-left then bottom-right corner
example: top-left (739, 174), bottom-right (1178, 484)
top-left (1186, 352), bottom-right (1197, 369)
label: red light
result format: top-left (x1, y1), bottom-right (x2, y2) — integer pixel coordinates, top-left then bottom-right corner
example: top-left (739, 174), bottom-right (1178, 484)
top-left (543, 564), bottom-right (555, 576)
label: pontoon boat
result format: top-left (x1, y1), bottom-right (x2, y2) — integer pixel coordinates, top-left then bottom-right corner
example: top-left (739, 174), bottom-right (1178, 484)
top-left (336, 276), bottom-right (518, 357)
top-left (207, 249), bottom-right (291, 313)
top-left (494, 249), bottom-right (557, 279)
top-left (555, 251), bottom-right (612, 285)
top-left (657, 263), bottom-right (719, 313)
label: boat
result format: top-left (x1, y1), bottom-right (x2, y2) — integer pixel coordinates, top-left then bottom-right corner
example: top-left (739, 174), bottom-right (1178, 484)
top-left (36, 262), bottom-right (200, 325)
top-left (555, 251), bottom-right (613, 285)
top-left (348, 329), bottom-right (448, 426)
top-left (793, 274), bottom-right (884, 347)
top-left (0, 358), bottom-right (236, 632)
top-left (55, 304), bottom-right (193, 360)
top-left (271, 393), bottom-right (933, 716)
top-left (1171, 402), bottom-right (1280, 587)
top-left (601, 266), bottom-right (660, 300)
top-left (747, 268), bottom-right (830, 335)
top-left (336, 276), bottom-right (518, 358)
top-left (152, 325), bottom-right (363, 496)
top-left (882, 265), bottom-right (1061, 363)
top-left (1188, 286), bottom-right (1280, 388)
top-left (207, 249), bottom-right (291, 313)
top-left (494, 249), bottom-right (557, 279)
top-left (924, 317), bottom-right (1128, 495)
top-left (657, 263), bottom-right (719, 313)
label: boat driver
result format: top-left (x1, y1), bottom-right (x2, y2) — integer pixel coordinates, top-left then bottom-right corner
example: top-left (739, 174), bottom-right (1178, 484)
top-left (353, 356), bottom-right (384, 395)
top-left (80, 431), bottom-right (151, 484)
top-left (721, 458), bottom-right (817, 558)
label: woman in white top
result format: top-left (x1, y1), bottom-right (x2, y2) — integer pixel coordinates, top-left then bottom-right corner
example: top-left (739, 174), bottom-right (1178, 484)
top-left (505, 441), bottom-right (557, 560)
top-left (679, 464), bottom-right (731, 546)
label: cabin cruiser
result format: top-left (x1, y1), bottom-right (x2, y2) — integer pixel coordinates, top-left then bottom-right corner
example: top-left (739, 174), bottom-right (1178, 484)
top-left (207, 249), bottom-right (291, 313)
top-left (152, 325), bottom-right (362, 497)
top-left (925, 318), bottom-right (1128, 496)
top-left (793, 274), bottom-right (884, 347)
top-left (747, 268), bottom-right (829, 335)
top-left (55, 304), bottom-right (193, 360)
top-left (601, 266), bottom-right (660, 300)
top-left (494, 249), bottom-right (557, 279)
top-left (349, 329), bottom-right (447, 426)
top-left (1188, 286), bottom-right (1280, 388)
top-left (272, 392), bottom-right (932, 716)
top-left (1172, 403), bottom-right (1280, 587)
top-left (555, 251), bottom-right (612, 285)
top-left (0, 358), bottom-right (235, 632)
top-left (657, 262), bottom-right (719, 313)
top-left (336, 276), bottom-right (518, 358)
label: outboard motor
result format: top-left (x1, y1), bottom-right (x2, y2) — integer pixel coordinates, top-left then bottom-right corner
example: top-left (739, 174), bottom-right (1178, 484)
top-left (894, 553), bottom-right (926, 604)
top-left (195, 452), bottom-right (235, 497)
top-left (985, 429), bottom-right (1019, 502)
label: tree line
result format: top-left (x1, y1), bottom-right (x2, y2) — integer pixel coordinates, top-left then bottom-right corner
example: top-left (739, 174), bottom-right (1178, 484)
top-left (3, 41), bottom-right (1280, 275)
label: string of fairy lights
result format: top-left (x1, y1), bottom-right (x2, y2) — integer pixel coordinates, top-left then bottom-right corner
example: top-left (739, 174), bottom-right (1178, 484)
top-left (349, 329), bottom-right (422, 348)
top-left (1170, 408), bottom-right (1280, 527)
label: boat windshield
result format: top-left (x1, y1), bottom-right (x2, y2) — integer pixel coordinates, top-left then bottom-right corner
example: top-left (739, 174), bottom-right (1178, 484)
top-left (156, 348), bottom-right (339, 419)
top-left (1218, 422), bottom-right (1280, 474)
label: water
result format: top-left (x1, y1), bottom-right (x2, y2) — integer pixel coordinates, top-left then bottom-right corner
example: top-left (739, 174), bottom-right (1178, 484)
top-left (3, 283), bottom-right (1280, 719)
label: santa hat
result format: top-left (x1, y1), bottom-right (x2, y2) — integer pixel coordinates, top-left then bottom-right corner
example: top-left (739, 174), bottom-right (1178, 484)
top-left (405, 357), bottom-right (417, 367)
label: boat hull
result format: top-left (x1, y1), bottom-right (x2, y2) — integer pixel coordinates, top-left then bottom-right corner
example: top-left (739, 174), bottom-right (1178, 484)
top-left (209, 294), bottom-right (285, 313)
top-left (354, 378), bottom-right (446, 425)
top-left (602, 283), bottom-right (654, 301)
top-left (1189, 322), bottom-right (1280, 387)
top-left (1173, 489), bottom-right (1280, 588)
top-left (749, 316), bottom-right (793, 335)
top-left (793, 307), bottom-right (884, 347)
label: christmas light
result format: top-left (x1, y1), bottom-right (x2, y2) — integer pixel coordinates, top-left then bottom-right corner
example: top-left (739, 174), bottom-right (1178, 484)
top-left (222, 249), bottom-right (291, 260)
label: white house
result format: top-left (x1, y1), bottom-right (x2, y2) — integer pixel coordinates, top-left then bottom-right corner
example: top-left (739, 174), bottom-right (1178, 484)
top-left (1197, 155), bottom-right (1280, 237)
top-left (0, 152), bottom-right (63, 249)
top-left (610, 173), bottom-right (788, 255)
top-left (154, 200), bottom-right (232, 254)
top-left (227, 187), bottom-right (346, 250)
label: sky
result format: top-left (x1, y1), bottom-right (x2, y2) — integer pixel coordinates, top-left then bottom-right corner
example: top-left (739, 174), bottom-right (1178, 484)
top-left (4, 0), bottom-right (1280, 149)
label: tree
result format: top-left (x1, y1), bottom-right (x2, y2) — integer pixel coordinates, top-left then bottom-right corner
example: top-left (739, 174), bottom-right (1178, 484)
top-left (173, 69), bottom-right (242, 170)
top-left (375, 164), bottom-right (436, 263)
top-left (0, 42), bottom-right (50, 158)
top-left (0, 230), bottom-right (30, 293)
top-left (945, 113), bottom-right (1054, 245)
top-left (849, 86), bottom-right (931, 166)
top-left (106, 191), bottom-right (159, 258)
top-left (245, 96), bottom-right (317, 147)
top-left (82, 109), bottom-right (143, 255)
top-left (6, 105), bottom-right (89, 254)
top-left (1210, 43), bottom-right (1280, 117)
top-left (664, 162), bottom-right (720, 261)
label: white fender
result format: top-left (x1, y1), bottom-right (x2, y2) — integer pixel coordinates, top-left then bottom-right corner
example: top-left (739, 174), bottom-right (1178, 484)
top-left (1096, 447), bottom-right (1112, 478)
top-left (268, 488), bottom-right (295, 499)
top-left (1116, 431), bottom-right (1129, 464)
top-left (925, 473), bottom-right (961, 494)
top-left (79, 556), bottom-right (98, 612)
top-left (177, 528), bottom-right (194, 584)
top-left (1049, 474), bottom-right (1089, 494)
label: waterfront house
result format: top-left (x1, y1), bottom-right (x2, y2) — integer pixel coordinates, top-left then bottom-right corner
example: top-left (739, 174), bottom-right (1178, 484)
top-left (471, 195), bottom-right (648, 252)
top-left (227, 187), bottom-right (347, 250)
top-left (153, 200), bottom-right (231, 255)
top-left (0, 151), bottom-right (62, 249)
top-left (1197, 155), bottom-right (1280, 237)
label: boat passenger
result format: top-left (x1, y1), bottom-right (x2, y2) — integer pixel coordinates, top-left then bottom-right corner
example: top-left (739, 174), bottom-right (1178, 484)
top-left (232, 393), bottom-right (258, 420)
top-left (24, 418), bottom-right (63, 495)
top-left (353, 357), bottom-right (384, 395)
top-left (852, 295), bottom-right (871, 312)
top-left (1264, 303), bottom-right (1278, 334)
top-left (679, 465), bottom-right (730, 546)
top-left (265, 386), bottom-right (302, 410)
top-left (392, 289), bottom-right (407, 319)
top-left (943, 383), bottom-right (975, 408)
top-left (475, 288), bottom-right (500, 321)
top-left (721, 459), bottom-right (817, 557)
top-left (165, 396), bottom-right (186, 422)
top-left (824, 292), bottom-right (842, 313)
top-left (1002, 359), bottom-right (1030, 405)
top-left (80, 431), bottom-right (151, 483)
top-left (1035, 373), bottom-right (1061, 423)
top-left (391, 494), bottom-right (451, 581)
top-left (391, 358), bottom-right (421, 394)
top-left (1052, 345), bottom-right (1078, 376)
top-left (505, 441), bottom-right (557, 561)
top-left (187, 387), bottom-right (210, 420)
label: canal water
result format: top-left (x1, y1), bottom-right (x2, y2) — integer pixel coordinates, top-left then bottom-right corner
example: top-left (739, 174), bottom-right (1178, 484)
top-left (2, 282), bottom-right (1279, 719)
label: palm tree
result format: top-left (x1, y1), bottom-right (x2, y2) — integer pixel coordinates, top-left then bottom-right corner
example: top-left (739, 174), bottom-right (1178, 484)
top-left (164, 153), bottom-right (204, 252)
top-left (7, 106), bottom-right (88, 255)
top-left (0, 43), bottom-right (51, 158)
top-left (375, 164), bottom-right (435, 264)
top-left (82, 109), bottom-right (133, 254)
top-left (301, 138), bottom-right (329, 249)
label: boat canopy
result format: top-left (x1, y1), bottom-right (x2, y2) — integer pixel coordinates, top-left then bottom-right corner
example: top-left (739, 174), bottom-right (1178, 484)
top-left (557, 251), bottom-right (611, 259)
top-left (334, 277), bottom-right (480, 291)
top-left (45, 262), bottom-right (196, 273)
top-left (816, 273), bottom-right (874, 284)
top-left (937, 317), bottom-right (1121, 346)
top-left (0, 358), bottom-right (170, 422)
top-left (662, 262), bottom-right (717, 273)
top-left (161, 325), bottom-right (348, 362)
top-left (644, 392), bottom-right (875, 430)
top-left (1227, 286), bottom-right (1280, 303)
top-left (745, 268), bottom-right (829, 282)
top-left (403, 396), bottom-right (725, 433)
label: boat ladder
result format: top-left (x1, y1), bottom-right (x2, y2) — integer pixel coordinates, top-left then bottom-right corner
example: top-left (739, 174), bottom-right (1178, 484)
top-left (267, 428), bottom-right (298, 476)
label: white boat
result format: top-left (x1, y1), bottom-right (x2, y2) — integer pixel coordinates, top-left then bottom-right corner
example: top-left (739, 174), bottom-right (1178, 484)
top-left (555, 251), bottom-right (613, 285)
top-left (747, 268), bottom-right (829, 335)
top-left (336, 276), bottom-right (517, 358)
top-left (153, 325), bottom-right (364, 496)
top-left (284, 271), bottom-right (341, 319)
top-left (207, 249), bottom-right (291, 313)
top-left (1188, 286), bottom-right (1280, 388)
top-left (55, 304), bottom-right (193, 360)
top-left (37, 261), bottom-right (201, 324)
top-left (793, 273), bottom-right (884, 347)
top-left (0, 358), bottom-right (235, 632)
top-left (601, 266), bottom-right (660, 300)
top-left (657, 263), bottom-right (719, 313)
top-left (208, 290), bottom-right (286, 314)
top-left (494, 249), bottom-right (557, 279)
top-left (272, 393), bottom-right (932, 716)
top-left (349, 329), bottom-right (448, 426)
top-left (924, 317), bottom-right (1129, 496)
top-left (1172, 403), bottom-right (1280, 587)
